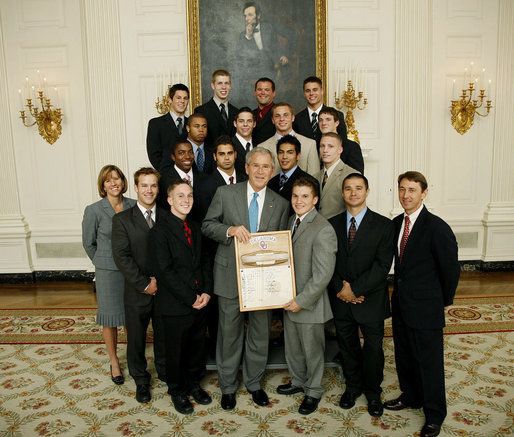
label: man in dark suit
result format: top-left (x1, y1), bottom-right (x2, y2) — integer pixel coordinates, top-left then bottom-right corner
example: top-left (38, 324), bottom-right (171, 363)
top-left (232, 107), bottom-right (256, 175)
top-left (148, 180), bottom-right (212, 415)
top-left (319, 106), bottom-right (364, 174)
top-left (194, 69), bottom-right (238, 146)
top-left (384, 171), bottom-right (460, 437)
top-left (293, 76), bottom-right (348, 147)
top-left (268, 135), bottom-right (319, 214)
top-left (328, 173), bottom-right (394, 417)
top-left (146, 83), bottom-right (189, 170)
top-left (111, 167), bottom-right (167, 404)
top-left (202, 147), bottom-right (289, 410)
top-left (252, 77), bottom-right (276, 145)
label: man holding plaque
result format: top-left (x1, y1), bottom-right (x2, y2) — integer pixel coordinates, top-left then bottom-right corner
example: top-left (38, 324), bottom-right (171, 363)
top-left (202, 147), bottom-right (289, 410)
top-left (276, 176), bottom-right (337, 415)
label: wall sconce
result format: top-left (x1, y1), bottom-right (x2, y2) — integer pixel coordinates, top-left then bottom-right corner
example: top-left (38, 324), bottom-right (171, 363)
top-left (450, 63), bottom-right (493, 135)
top-left (333, 67), bottom-right (368, 144)
top-left (18, 72), bottom-right (63, 145)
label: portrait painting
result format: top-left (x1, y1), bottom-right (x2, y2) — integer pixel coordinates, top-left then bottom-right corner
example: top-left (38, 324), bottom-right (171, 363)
top-left (187, 0), bottom-right (326, 111)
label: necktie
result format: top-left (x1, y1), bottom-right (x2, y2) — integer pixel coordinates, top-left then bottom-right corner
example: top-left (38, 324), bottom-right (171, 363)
top-left (322, 171), bottom-right (328, 189)
top-left (183, 220), bottom-right (192, 247)
top-left (228, 176), bottom-right (234, 184)
top-left (183, 174), bottom-right (191, 185)
top-left (348, 217), bottom-right (357, 246)
top-left (399, 215), bottom-right (411, 261)
top-left (292, 217), bottom-right (301, 236)
top-left (279, 173), bottom-right (288, 189)
top-left (249, 192), bottom-right (259, 233)
top-left (220, 103), bottom-right (228, 126)
top-left (246, 142), bottom-right (251, 152)
top-left (145, 209), bottom-right (154, 229)
top-left (176, 117), bottom-right (183, 135)
top-left (197, 147), bottom-right (204, 172)
top-left (311, 112), bottom-right (318, 136)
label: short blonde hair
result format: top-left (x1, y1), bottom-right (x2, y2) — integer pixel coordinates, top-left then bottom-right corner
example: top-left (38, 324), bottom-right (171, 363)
top-left (97, 165), bottom-right (127, 198)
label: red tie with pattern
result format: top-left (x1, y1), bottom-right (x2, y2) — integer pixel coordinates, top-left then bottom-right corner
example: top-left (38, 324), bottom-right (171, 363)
top-left (183, 220), bottom-right (192, 247)
top-left (348, 217), bottom-right (357, 246)
top-left (399, 215), bottom-right (410, 261)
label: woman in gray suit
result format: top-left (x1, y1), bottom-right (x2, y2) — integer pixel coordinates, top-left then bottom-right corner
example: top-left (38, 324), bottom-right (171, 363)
top-left (82, 165), bottom-right (135, 384)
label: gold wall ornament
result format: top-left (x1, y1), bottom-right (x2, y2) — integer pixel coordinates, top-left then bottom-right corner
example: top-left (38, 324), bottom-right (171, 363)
top-left (155, 94), bottom-right (171, 115)
top-left (450, 81), bottom-right (492, 135)
top-left (334, 80), bottom-right (367, 144)
top-left (19, 89), bottom-right (63, 145)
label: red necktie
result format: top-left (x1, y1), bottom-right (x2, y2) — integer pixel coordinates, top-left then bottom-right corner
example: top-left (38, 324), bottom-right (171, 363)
top-left (399, 215), bottom-right (410, 261)
top-left (183, 220), bottom-right (192, 247)
top-left (348, 217), bottom-right (357, 246)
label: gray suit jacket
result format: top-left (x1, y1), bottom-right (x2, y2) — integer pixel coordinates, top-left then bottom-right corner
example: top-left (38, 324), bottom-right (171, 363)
top-left (315, 160), bottom-right (359, 219)
top-left (258, 132), bottom-right (320, 177)
top-left (82, 196), bottom-right (136, 270)
top-left (201, 182), bottom-right (289, 299)
top-left (287, 209), bottom-right (337, 324)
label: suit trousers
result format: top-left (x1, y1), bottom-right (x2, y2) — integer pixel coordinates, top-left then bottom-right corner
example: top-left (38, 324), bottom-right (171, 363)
top-left (334, 314), bottom-right (385, 400)
top-left (125, 300), bottom-right (166, 385)
top-left (283, 314), bottom-right (325, 399)
top-left (216, 295), bottom-right (271, 393)
top-left (392, 309), bottom-right (446, 425)
top-left (161, 310), bottom-right (207, 395)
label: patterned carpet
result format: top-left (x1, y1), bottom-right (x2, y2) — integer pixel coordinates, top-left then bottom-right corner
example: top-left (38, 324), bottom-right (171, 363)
top-left (0, 297), bottom-right (513, 436)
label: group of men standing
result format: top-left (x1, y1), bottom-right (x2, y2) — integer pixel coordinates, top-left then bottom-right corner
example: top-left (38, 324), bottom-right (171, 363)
top-left (109, 69), bottom-right (460, 437)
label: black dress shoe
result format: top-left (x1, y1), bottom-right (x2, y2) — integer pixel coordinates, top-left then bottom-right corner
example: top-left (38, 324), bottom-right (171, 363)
top-left (249, 389), bottom-right (270, 406)
top-left (298, 395), bottom-right (320, 415)
top-left (110, 365), bottom-right (124, 385)
top-left (135, 384), bottom-right (151, 403)
top-left (171, 394), bottom-right (194, 415)
top-left (420, 423), bottom-right (441, 437)
top-left (339, 391), bottom-right (361, 409)
top-left (367, 399), bottom-right (384, 417)
top-left (383, 396), bottom-right (421, 411)
top-left (220, 393), bottom-right (236, 410)
top-left (277, 383), bottom-right (304, 395)
top-left (190, 385), bottom-right (212, 405)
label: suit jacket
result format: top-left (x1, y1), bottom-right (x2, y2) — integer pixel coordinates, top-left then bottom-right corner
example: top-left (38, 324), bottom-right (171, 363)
top-left (392, 206), bottom-right (460, 330)
top-left (252, 106), bottom-right (275, 145)
top-left (160, 140), bottom-right (215, 174)
top-left (157, 164), bottom-right (206, 213)
top-left (82, 196), bottom-right (136, 271)
top-left (232, 135), bottom-right (252, 175)
top-left (194, 98), bottom-right (238, 146)
top-left (148, 213), bottom-right (212, 316)
top-left (267, 166), bottom-right (319, 214)
top-left (146, 113), bottom-right (188, 170)
top-left (294, 105), bottom-right (348, 145)
top-left (316, 161), bottom-right (359, 219)
top-left (258, 133), bottom-right (320, 177)
top-left (342, 139), bottom-right (364, 174)
top-left (111, 204), bottom-right (167, 307)
top-left (287, 209), bottom-right (336, 324)
top-left (328, 209), bottom-right (394, 324)
top-left (201, 182), bottom-right (289, 299)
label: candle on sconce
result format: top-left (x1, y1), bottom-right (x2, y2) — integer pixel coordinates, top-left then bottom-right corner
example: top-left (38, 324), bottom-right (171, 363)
top-left (452, 79), bottom-right (456, 99)
top-left (37, 70), bottom-right (42, 91)
top-left (54, 87), bottom-right (60, 107)
top-left (487, 79), bottom-right (491, 96)
top-left (480, 68), bottom-right (485, 90)
top-left (18, 88), bottom-right (23, 109)
top-left (42, 77), bottom-right (47, 94)
top-left (31, 85), bottom-right (36, 101)
top-left (25, 76), bottom-right (30, 100)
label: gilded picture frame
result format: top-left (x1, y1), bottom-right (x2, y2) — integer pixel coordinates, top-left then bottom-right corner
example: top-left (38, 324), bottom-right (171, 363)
top-left (187, 0), bottom-right (327, 110)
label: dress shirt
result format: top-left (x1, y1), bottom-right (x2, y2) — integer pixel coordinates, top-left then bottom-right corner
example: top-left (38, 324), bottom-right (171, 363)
top-left (257, 102), bottom-right (273, 122)
top-left (280, 165), bottom-right (297, 181)
top-left (236, 133), bottom-right (252, 150)
top-left (322, 159), bottom-right (341, 179)
top-left (136, 202), bottom-right (156, 219)
top-left (217, 168), bottom-right (237, 185)
top-left (397, 203), bottom-right (424, 253)
top-left (174, 164), bottom-right (194, 186)
top-left (346, 207), bottom-right (367, 235)
top-left (246, 183), bottom-right (266, 228)
top-left (213, 96), bottom-right (230, 109)
top-left (291, 207), bottom-right (315, 232)
top-left (307, 105), bottom-right (323, 122)
top-left (170, 111), bottom-right (185, 127)
top-left (189, 141), bottom-right (205, 168)
top-left (274, 129), bottom-right (297, 141)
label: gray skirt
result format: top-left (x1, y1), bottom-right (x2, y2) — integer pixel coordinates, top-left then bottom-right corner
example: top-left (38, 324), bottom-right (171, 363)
top-left (95, 268), bottom-right (125, 327)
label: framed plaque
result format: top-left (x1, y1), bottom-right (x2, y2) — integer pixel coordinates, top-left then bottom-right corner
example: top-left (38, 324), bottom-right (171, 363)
top-left (235, 230), bottom-right (296, 312)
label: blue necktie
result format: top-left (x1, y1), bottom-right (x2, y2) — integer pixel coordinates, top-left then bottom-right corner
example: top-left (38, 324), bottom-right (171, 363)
top-left (249, 192), bottom-right (259, 233)
top-left (197, 147), bottom-right (204, 171)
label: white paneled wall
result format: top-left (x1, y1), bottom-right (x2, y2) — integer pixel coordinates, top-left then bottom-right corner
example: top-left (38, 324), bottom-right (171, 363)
top-left (0, 0), bottom-right (512, 273)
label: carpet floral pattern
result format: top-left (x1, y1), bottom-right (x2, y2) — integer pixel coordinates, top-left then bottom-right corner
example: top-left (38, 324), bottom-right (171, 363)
top-left (0, 331), bottom-right (513, 436)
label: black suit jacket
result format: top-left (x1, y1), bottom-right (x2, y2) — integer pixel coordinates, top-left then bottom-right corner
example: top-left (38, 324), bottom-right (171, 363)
top-left (342, 139), bottom-right (364, 174)
top-left (160, 141), bottom-right (215, 174)
top-left (148, 213), bottom-right (212, 316)
top-left (294, 105), bottom-right (348, 145)
top-left (392, 206), bottom-right (460, 330)
top-left (194, 99), bottom-right (238, 146)
top-left (111, 205), bottom-right (167, 307)
top-left (232, 135), bottom-right (251, 175)
top-left (328, 209), bottom-right (394, 324)
top-left (252, 107), bottom-right (275, 145)
top-left (146, 113), bottom-right (188, 170)
top-left (267, 167), bottom-right (319, 215)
